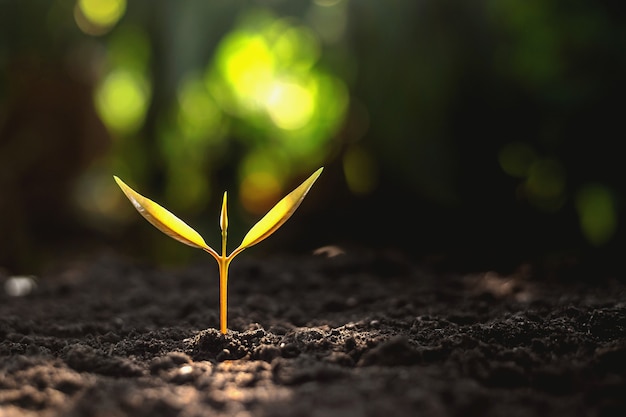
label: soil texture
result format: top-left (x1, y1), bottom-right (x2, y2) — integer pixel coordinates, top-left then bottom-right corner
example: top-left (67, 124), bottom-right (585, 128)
top-left (1, 249), bottom-right (626, 417)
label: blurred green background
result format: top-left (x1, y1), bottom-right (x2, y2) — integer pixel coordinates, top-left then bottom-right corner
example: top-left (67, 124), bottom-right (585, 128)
top-left (1, 0), bottom-right (625, 274)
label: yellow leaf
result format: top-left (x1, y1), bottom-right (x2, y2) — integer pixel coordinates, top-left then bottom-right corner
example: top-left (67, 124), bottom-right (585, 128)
top-left (114, 176), bottom-right (213, 252)
top-left (237, 167), bottom-right (323, 251)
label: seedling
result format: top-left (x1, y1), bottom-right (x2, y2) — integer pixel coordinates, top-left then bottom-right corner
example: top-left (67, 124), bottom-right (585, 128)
top-left (114, 168), bottom-right (323, 334)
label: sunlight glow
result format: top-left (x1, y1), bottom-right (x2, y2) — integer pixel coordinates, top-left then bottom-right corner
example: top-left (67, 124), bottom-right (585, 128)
top-left (266, 80), bottom-right (315, 130)
top-left (219, 33), bottom-right (275, 113)
top-left (206, 10), bottom-right (348, 163)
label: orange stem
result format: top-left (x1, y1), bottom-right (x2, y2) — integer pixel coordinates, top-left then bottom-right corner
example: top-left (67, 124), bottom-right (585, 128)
top-left (219, 258), bottom-right (229, 334)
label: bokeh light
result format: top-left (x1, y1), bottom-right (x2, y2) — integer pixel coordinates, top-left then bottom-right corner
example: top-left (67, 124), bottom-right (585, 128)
top-left (177, 75), bottom-right (224, 143)
top-left (498, 142), bottom-right (536, 178)
top-left (309, 0), bottom-right (348, 44)
top-left (238, 150), bottom-right (290, 214)
top-left (95, 69), bottom-right (150, 136)
top-left (73, 25), bottom-right (153, 233)
top-left (94, 26), bottom-right (151, 136)
top-left (343, 145), bottom-right (378, 195)
top-left (74, 0), bottom-right (126, 36)
top-left (265, 79), bottom-right (315, 130)
top-left (205, 10), bottom-right (348, 213)
top-left (523, 158), bottom-right (566, 211)
top-left (499, 144), bottom-right (567, 212)
top-left (576, 184), bottom-right (617, 246)
top-left (240, 171), bottom-right (283, 215)
top-left (4, 276), bottom-right (37, 297)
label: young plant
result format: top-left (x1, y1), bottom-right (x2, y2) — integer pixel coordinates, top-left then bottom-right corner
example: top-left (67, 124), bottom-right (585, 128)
top-left (114, 167), bottom-right (323, 334)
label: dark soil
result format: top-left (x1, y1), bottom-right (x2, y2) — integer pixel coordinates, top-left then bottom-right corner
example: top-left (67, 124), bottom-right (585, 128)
top-left (1, 249), bottom-right (626, 417)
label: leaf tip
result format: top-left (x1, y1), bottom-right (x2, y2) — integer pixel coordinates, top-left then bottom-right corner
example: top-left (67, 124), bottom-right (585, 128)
top-left (113, 175), bottom-right (130, 192)
top-left (220, 191), bottom-right (228, 232)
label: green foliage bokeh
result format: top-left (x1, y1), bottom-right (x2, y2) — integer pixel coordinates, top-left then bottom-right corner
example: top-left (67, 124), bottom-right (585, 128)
top-left (1, 0), bottom-right (624, 272)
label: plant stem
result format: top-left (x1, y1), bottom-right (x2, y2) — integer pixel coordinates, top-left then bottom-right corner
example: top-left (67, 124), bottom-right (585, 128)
top-left (219, 258), bottom-right (229, 334)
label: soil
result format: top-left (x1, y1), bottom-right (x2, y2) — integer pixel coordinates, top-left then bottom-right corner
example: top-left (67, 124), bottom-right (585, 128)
top-left (1, 249), bottom-right (626, 417)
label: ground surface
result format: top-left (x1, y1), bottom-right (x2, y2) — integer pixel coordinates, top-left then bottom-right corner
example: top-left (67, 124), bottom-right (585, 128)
top-left (1, 249), bottom-right (625, 417)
